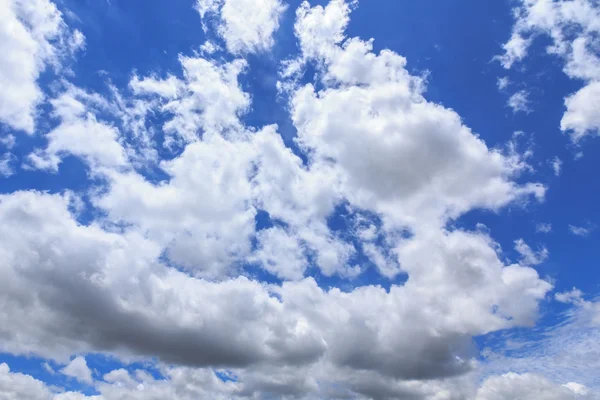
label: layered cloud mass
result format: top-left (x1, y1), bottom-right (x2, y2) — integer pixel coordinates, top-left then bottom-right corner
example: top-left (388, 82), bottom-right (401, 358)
top-left (0, 0), bottom-right (598, 399)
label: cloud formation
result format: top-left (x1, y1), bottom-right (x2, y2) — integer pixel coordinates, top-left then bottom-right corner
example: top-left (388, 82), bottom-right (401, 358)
top-left (500, 0), bottom-right (600, 142)
top-left (0, 0), bottom-right (83, 133)
top-left (195, 0), bottom-right (286, 54)
top-left (0, 0), bottom-right (592, 399)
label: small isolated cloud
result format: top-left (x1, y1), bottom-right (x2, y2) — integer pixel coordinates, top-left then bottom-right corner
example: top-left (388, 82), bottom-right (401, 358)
top-left (555, 288), bottom-right (584, 305)
top-left (550, 157), bottom-right (563, 177)
top-left (42, 362), bottom-right (55, 375)
top-left (497, 77), bottom-right (510, 91)
top-left (60, 356), bottom-right (93, 384)
top-left (496, 33), bottom-right (531, 69)
top-left (0, 153), bottom-right (15, 177)
top-left (515, 238), bottom-right (548, 266)
top-left (0, 134), bottom-right (15, 149)
top-left (536, 223), bottom-right (552, 233)
top-left (569, 224), bottom-right (595, 237)
top-left (508, 90), bottom-right (531, 114)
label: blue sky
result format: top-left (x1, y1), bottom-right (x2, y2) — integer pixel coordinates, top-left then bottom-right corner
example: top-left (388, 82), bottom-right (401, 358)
top-left (0, 0), bottom-right (599, 399)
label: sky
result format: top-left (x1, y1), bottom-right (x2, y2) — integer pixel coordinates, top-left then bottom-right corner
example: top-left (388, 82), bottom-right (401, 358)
top-left (0, 0), bottom-right (599, 399)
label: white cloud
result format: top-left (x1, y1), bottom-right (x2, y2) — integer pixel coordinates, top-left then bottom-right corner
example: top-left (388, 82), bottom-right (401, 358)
top-left (0, 134), bottom-right (16, 149)
top-left (61, 356), bottom-right (93, 384)
top-left (497, 33), bottom-right (531, 69)
top-left (288, 0), bottom-right (544, 232)
top-left (507, 90), bottom-right (531, 113)
top-left (514, 238), bottom-right (549, 266)
top-left (0, 190), bottom-right (324, 367)
top-left (252, 227), bottom-right (308, 281)
top-left (43, 362), bottom-right (55, 375)
top-left (27, 86), bottom-right (127, 172)
top-left (95, 367), bottom-right (238, 400)
top-left (362, 242), bottom-right (401, 279)
top-left (96, 133), bottom-right (258, 279)
top-left (0, 0), bottom-right (84, 133)
top-left (195, 0), bottom-right (286, 54)
top-left (565, 382), bottom-right (592, 396)
top-left (561, 81), bottom-right (600, 141)
top-left (551, 157), bottom-right (563, 176)
top-left (0, 190), bottom-right (552, 390)
top-left (481, 294), bottom-right (600, 394)
top-left (0, 363), bottom-right (53, 400)
top-left (476, 373), bottom-right (591, 400)
top-left (500, 0), bottom-right (600, 142)
top-left (3, 360), bottom-right (596, 400)
top-left (555, 288), bottom-right (584, 305)
top-left (0, 153), bottom-right (15, 177)
top-left (569, 224), bottom-right (593, 237)
top-left (25, 80), bottom-right (353, 281)
top-left (199, 40), bottom-right (221, 55)
top-left (0, 362), bottom-right (239, 400)
top-left (130, 74), bottom-right (183, 99)
top-left (497, 76), bottom-right (510, 90)
top-left (0, 0), bottom-right (571, 398)
top-left (130, 56), bottom-right (250, 145)
top-left (536, 223), bottom-right (553, 233)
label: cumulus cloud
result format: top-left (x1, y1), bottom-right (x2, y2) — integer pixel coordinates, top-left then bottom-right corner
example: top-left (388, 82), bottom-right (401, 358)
top-left (507, 90), bottom-right (531, 113)
top-left (0, 189), bottom-right (552, 392)
top-left (288, 0), bottom-right (544, 232)
top-left (61, 356), bottom-right (93, 384)
top-left (1, 361), bottom-right (239, 400)
top-left (28, 86), bottom-right (127, 171)
top-left (130, 56), bottom-right (250, 145)
top-left (500, 0), bottom-right (600, 141)
top-left (0, 191), bottom-right (326, 368)
top-left (0, 363), bottom-right (54, 400)
top-left (93, 0), bottom-right (548, 283)
top-left (0, 0), bottom-right (84, 133)
top-left (251, 226), bottom-right (309, 280)
top-left (3, 360), bottom-right (595, 400)
top-left (96, 133), bottom-right (259, 279)
top-left (555, 288), bottom-right (584, 305)
top-left (0, 0), bottom-right (570, 399)
top-left (562, 81), bottom-right (600, 141)
top-left (195, 0), bottom-right (287, 54)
